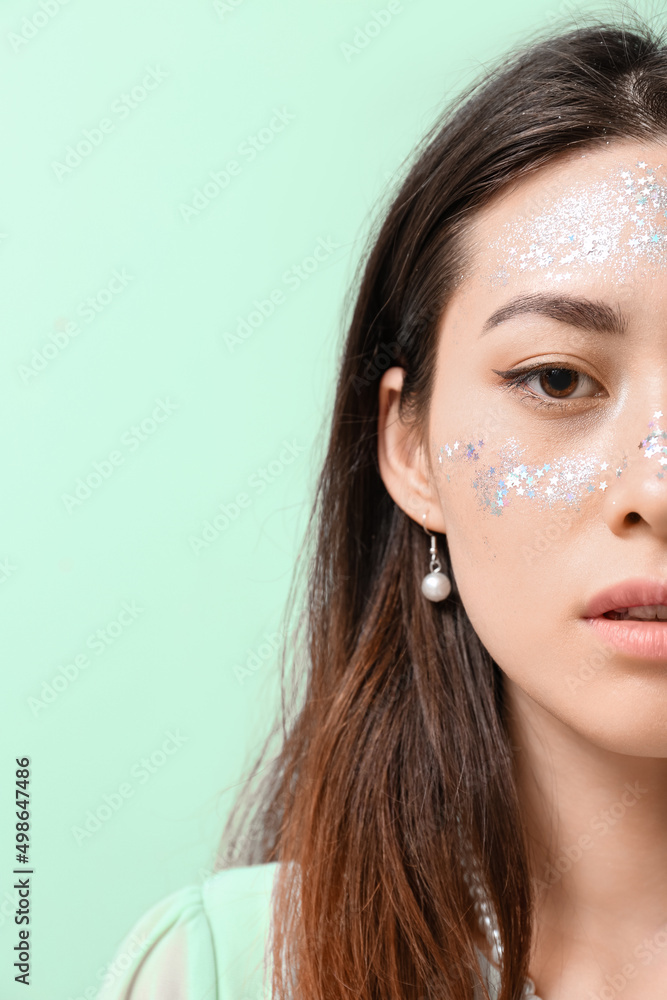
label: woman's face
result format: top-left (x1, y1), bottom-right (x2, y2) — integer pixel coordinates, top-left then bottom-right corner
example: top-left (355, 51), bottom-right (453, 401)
top-left (380, 140), bottom-right (667, 756)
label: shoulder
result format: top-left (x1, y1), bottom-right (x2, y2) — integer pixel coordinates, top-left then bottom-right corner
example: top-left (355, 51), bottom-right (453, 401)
top-left (95, 861), bottom-right (283, 1000)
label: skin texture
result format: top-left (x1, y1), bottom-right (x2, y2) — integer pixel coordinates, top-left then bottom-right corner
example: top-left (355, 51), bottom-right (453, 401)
top-left (377, 140), bottom-right (667, 998)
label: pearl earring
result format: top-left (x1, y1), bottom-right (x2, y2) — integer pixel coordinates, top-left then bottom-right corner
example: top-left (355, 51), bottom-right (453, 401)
top-left (420, 514), bottom-right (452, 602)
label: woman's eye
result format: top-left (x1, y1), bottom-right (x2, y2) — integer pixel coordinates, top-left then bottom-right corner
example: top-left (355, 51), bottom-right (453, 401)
top-left (491, 364), bottom-right (605, 409)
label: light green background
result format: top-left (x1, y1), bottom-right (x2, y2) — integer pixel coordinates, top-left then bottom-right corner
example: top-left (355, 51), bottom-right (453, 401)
top-left (0, 0), bottom-right (659, 997)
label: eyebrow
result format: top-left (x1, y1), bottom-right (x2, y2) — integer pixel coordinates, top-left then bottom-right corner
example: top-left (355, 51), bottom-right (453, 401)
top-left (479, 293), bottom-right (628, 337)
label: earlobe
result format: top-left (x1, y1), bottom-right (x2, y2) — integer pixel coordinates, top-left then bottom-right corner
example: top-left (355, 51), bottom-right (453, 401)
top-left (377, 366), bottom-right (447, 533)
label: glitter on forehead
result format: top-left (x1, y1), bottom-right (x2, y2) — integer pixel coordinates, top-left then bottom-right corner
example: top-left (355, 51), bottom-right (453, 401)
top-left (487, 160), bottom-right (667, 286)
top-left (437, 438), bottom-right (628, 516)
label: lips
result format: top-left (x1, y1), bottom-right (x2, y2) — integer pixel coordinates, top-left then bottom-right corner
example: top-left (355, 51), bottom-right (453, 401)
top-left (582, 578), bottom-right (667, 619)
top-left (582, 578), bottom-right (667, 660)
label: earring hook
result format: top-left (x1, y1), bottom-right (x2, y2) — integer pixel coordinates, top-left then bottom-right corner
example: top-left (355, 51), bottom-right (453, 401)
top-left (422, 512), bottom-right (440, 573)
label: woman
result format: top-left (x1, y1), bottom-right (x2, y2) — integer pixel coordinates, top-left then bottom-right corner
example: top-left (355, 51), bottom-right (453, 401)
top-left (96, 16), bottom-right (667, 1000)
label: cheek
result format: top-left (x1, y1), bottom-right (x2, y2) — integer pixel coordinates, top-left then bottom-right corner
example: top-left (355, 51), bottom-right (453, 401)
top-left (436, 434), bottom-right (625, 518)
top-left (640, 410), bottom-right (667, 474)
top-left (433, 433), bottom-right (616, 660)
top-left (430, 413), bottom-right (667, 752)
top-left (434, 411), bottom-right (667, 538)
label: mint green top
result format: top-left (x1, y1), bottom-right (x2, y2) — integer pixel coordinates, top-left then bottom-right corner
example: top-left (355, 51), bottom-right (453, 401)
top-left (94, 861), bottom-right (500, 999)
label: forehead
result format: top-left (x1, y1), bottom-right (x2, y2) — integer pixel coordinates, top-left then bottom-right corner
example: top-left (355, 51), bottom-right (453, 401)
top-left (466, 141), bottom-right (667, 288)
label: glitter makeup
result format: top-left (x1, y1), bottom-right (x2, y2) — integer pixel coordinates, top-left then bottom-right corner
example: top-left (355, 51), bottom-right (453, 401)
top-left (640, 410), bottom-right (667, 478)
top-left (487, 160), bottom-right (667, 287)
top-left (449, 159), bottom-right (667, 512)
top-left (437, 438), bottom-right (628, 516)
top-left (437, 408), bottom-right (667, 516)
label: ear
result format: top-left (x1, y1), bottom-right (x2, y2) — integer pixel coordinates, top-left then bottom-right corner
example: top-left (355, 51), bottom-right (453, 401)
top-left (377, 366), bottom-right (447, 533)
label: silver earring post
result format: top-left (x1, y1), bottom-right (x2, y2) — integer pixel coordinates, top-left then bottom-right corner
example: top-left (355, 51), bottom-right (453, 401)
top-left (420, 513), bottom-right (451, 602)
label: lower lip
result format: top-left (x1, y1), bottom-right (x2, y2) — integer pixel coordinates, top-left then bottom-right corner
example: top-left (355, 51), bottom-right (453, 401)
top-left (584, 616), bottom-right (667, 660)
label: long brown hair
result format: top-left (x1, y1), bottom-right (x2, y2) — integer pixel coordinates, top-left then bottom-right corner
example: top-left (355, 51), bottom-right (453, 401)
top-left (219, 12), bottom-right (667, 1000)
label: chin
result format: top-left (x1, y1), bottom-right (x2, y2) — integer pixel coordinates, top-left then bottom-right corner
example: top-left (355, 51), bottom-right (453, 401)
top-left (555, 693), bottom-right (667, 758)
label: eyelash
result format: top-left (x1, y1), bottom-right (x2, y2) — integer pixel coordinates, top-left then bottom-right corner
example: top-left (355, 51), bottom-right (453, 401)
top-left (491, 363), bottom-right (605, 410)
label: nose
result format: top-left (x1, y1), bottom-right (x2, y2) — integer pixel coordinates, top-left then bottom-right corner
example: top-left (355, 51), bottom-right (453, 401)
top-left (603, 410), bottom-right (667, 539)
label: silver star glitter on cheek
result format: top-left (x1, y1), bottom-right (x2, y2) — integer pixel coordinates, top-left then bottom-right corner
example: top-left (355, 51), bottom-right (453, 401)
top-left (639, 410), bottom-right (667, 477)
top-left (487, 160), bottom-right (667, 287)
top-left (435, 409), bottom-right (667, 515)
top-left (437, 438), bottom-right (628, 516)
